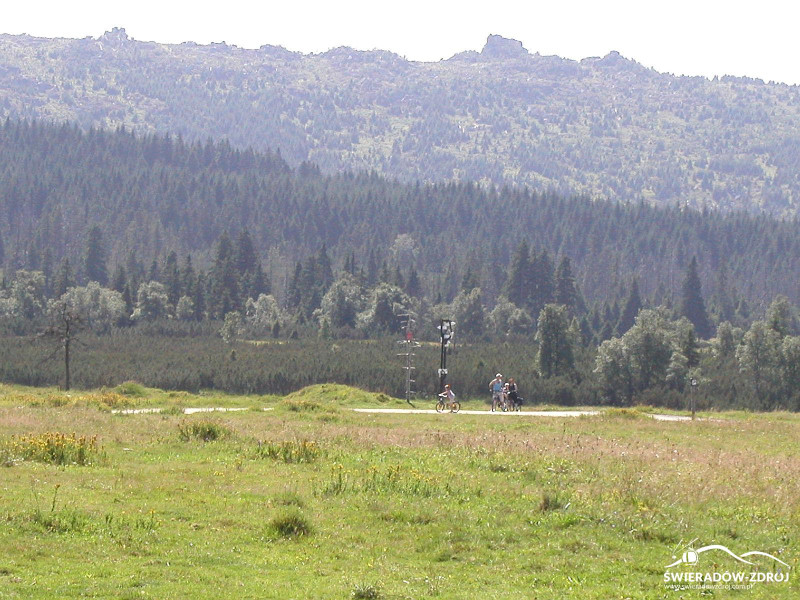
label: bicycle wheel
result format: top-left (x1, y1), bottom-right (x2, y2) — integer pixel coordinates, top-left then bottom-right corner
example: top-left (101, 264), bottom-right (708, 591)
top-left (436, 400), bottom-right (445, 413)
top-left (451, 401), bottom-right (461, 413)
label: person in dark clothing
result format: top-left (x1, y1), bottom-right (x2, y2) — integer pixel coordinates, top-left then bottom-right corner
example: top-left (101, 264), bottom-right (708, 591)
top-left (507, 377), bottom-right (521, 411)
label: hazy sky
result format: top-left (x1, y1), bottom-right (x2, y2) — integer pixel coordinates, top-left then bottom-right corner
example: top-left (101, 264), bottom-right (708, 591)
top-left (4, 0), bottom-right (799, 84)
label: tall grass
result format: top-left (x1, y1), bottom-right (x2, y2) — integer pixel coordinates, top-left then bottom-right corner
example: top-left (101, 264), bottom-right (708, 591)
top-left (2, 432), bottom-right (102, 465)
top-left (177, 420), bottom-right (230, 442)
top-left (255, 439), bottom-right (321, 463)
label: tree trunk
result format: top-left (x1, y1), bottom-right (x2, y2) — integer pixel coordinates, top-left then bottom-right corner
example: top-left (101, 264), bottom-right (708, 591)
top-left (64, 320), bottom-right (71, 391)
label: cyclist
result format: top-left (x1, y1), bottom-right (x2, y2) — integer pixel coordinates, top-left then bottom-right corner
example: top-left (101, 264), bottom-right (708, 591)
top-left (438, 384), bottom-right (457, 412)
top-left (489, 373), bottom-right (504, 411)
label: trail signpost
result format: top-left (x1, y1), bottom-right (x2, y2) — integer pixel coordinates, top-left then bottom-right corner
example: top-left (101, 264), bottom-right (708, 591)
top-left (437, 319), bottom-right (455, 393)
top-left (397, 314), bottom-right (419, 406)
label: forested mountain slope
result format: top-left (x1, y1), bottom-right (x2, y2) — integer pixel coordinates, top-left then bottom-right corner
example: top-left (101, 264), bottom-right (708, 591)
top-left (1, 30), bottom-right (800, 214)
top-left (1, 118), bottom-right (799, 312)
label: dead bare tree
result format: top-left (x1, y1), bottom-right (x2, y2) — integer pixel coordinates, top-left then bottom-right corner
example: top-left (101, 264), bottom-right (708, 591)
top-left (39, 299), bottom-right (85, 391)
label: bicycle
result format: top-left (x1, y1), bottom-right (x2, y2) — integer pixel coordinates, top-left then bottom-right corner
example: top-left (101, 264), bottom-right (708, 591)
top-left (436, 394), bottom-right (460, 413)
top-left (491, 392), bottom-right (512, 412)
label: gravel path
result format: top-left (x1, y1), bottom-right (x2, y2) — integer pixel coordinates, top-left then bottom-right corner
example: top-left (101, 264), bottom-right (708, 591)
top-left (352, 408), bottom-right (697, 421)
top-left (111, 406), bottom-right (698, 421)
top-left (112, 407), bottom-right (270, 415)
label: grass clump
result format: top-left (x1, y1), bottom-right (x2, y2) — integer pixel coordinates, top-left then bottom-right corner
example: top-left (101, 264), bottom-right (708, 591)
top-left (29, 508), bottom-right (91, 534)
top-left (273, 489), bottom-right (305, 508)
top-left (539, 491), bottom-right (569, 512)
top-left (279, 398), bottom-right (340, 413)
top-left (269, 509), bottom-right (312, 538)
top-left (316, 463), bottom-right (468, 499)
top-left (283, 384), bottom-right (400, 409)
top-left (114, 381), bottom-right (149, 397)
top-left (351, 583), bottom-right (382, 599)
top-left (602, 407), bottom-right (645, 419)
top-left (255, 439), bottom-right (321, 463)
top-left (20, 390), bottom-right (130, 410)
top-left (177, 420), bottom-right (230, 442)
top-left (2, 432), bottom-right (102, 466)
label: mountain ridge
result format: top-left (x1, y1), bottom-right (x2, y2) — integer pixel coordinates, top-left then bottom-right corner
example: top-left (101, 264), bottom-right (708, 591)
top-left (1, 29), bottom-right (799, 214)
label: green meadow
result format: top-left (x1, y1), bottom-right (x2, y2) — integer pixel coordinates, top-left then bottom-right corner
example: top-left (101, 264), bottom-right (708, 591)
top-left (0, 383), bottom-right (797, 599)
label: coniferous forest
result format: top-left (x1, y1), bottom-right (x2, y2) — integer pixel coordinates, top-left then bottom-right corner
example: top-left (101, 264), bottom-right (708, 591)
top-left (1, 118), bottom-right (800, 410)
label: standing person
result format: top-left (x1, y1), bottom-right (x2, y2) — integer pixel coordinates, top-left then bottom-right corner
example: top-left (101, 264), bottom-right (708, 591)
top-left (489, 373), bottom-right (504, 411)
top-left (507, 377), bottom-right (520, 411)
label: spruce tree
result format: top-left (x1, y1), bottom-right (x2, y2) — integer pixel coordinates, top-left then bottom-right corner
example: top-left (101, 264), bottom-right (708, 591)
top-left (529, 249), bottom-right (555, 317)
top-left (502, 241), bottom-right (530, 308)
top-left (53, 257), bottom-right (74, 298)
top-left (316, 245), bottom-right (334, 291)
top-left (209, 232), bottom-right (240, 317)
top-left (41, 248), bottom-right (53, 295)
top-left (366, 249), bottom-right (379, 286)
top-left (125, 251), bottom-right (143, 294)
top-left (147, 259), bottom-right (160, 283)
top-left (766, 295), bottom-right (794, 337)
top-left (617, 279), bottom-right (642, 335)
top-left (83, 225), bottom-right (108, 285)
top-left (26, 241), bottom-right (40, 270)
top-left (378, 261), bottom-right (392, 284)
top-left (181, 255), bottom-right (196, 298)
top-left (163, 251), bottom-right (181, 306)
top-left (345, 251), bottom-right (358, 276)
top-left (249, 262), bottom-right (270, 298)
top-left (392, 266), bottom-right (405, 290)
top-left (679, 257), bottom-right (712, 339)
top-left (536, 304), bottom-right (575, 378)
top-left (712, 261), bottom-right (735, 324)
top-left (193, 272), bottom-right (207, 321)
top-left (406, 267), bottom-right (422, 298)
top-left (111, 265), bottom-right (128, 293)
top-left (298, 256), bottom-right (323, 319)
top-left (121, 283), bottom-right (134, 323)
top-left (234, 229), bottom-right (258, 275)
top-left (554, 256), bottom-right (578, 314)
top-left (286, 262), bottom-right (303, 310)
top-left (461, 265), bottom-right (480, 293)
